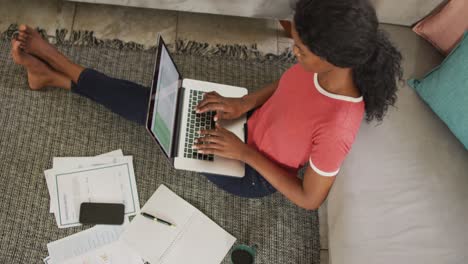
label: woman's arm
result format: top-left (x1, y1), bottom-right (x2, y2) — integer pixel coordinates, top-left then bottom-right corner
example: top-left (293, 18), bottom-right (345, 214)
top-left (195, 124), bottom-right (334, 210)
top-left (196, 80), bottom-right (280, 121)
top-left (243, 146), bottom-right (335, 210)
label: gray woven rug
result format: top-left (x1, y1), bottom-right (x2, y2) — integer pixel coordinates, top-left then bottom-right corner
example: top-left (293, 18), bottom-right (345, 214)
top-left (0, 25), bottom-right (319, 264)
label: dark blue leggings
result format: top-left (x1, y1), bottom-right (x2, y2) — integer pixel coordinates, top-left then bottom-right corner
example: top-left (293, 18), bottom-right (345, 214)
top-left (72, 69), bottom-right (276, 198)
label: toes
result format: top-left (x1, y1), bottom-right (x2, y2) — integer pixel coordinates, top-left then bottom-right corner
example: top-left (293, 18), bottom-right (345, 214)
top-left (17, 35), bottom-right (27, 43)
top-left (17, 32), bottom-right (29, 50)
top-left (10, 40), bottom-right (24, 64)
top-left (19, 24), bottom-right (28, 33)
top-left (19, 24), bottom-right (35, 36)
top-left (12, 40), bottom-right (22, 51)
top-left (13, 41), bottom-right (25, 55)
top-left (18, 31), bottom-right (29, 40)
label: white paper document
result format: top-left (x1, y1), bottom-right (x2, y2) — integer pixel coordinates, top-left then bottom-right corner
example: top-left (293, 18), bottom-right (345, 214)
top-left (47, 156), bottom-right (132, 213)
top-left (47, 222), bottom-right (143, 264)
top-left (51, 157), bottom-right (140, 228)
top-left (42, 150), bottom-right (145, 263)
top-left (53, 156), bottom-right (128, 170)
top-left (46, 150), bottom-right (124, 213)
top-left (62, 240), bottom-right (143, 264)
top-left (121, 185), bottom-right (236, 264)
top-left (47, 224), bottom-right (124, 263)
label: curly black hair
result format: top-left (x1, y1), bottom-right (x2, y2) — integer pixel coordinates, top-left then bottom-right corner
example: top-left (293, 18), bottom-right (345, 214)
top-left (294, 0), bottom-right (403, 122)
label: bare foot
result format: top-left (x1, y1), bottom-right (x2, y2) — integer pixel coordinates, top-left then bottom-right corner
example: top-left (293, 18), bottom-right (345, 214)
top-left (17, 24), bottom-right (84, 84)
top-left (11, 39), bottom-right (57, 90)
top-left (17, 24), bottom-right (60, 63)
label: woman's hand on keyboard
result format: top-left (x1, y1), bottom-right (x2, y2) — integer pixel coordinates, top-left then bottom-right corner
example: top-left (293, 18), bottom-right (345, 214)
top-left (196, 91), bottom-right (250, 121)
top-left (193, 123), bottom-right (250, 161)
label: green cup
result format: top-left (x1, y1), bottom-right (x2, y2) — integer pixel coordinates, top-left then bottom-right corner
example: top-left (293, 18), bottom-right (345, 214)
top-left (231, 244), bottom-right (257, 264)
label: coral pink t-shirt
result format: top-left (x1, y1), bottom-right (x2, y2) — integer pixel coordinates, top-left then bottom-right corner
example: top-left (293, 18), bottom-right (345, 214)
top-left (247, 64), bottom-right (365, 176)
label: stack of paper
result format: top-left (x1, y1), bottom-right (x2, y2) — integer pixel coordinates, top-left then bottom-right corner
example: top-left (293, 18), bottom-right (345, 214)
top-left (44, 221), bottom-right (144, 264)
top-left (42, 152), bottom-right (236, 264)
top-left (43, 150), bottom-right (140, 228)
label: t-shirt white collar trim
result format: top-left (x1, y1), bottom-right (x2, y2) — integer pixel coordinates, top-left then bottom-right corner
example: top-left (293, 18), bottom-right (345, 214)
top-left (314, 73), bottom-right (363, 103)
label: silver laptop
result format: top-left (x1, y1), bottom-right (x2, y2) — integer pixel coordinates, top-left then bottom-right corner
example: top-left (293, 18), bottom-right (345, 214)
top-left (146, 36), bottom-right (247, 177)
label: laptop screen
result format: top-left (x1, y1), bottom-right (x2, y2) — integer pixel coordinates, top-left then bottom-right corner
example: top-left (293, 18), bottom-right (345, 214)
top-left (149, 39), bottom-right (180, 156)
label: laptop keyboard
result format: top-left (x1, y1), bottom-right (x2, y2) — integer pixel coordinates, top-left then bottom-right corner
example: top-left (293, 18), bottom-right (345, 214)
top-left (183, 90), bottom-right (215, 161)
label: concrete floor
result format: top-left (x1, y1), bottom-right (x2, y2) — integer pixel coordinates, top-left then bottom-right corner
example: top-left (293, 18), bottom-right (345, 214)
top-left (0, 0), bottom-right (294, 54)
top-left (0, 0), bottom-right (328, 263)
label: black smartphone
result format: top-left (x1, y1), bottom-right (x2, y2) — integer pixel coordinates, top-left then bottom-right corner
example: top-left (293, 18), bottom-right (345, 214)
top-left (79, 202), bottom-right (125, 225)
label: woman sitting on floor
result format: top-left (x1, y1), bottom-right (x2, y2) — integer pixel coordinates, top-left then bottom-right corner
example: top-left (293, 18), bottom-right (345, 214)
top-left (11, 0), bottom-right (401, 209)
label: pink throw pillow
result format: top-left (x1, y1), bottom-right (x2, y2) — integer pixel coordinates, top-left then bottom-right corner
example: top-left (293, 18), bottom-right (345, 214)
top-left (413, 0), bottom-right (468, 55)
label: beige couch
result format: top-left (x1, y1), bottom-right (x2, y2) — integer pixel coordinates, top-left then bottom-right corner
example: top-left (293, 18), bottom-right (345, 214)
top-left (66, 0), bottom-right (443, 25)
top-left (323, 2), bottom-right (468, 264)
top-left (327, 22), bottom-right (468, 264)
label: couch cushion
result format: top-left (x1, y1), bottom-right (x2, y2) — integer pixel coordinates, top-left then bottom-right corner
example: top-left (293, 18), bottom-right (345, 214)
top-left (370, 0), bottom-right (445, 26)
top-left (412, 0), bottom-right (468, 54)
top-left (327, 24), bottom-right (468, 264)
top-left (408, 32), bottom-right (468, 149)
top-left (69, 0), bottom-right (445, 24)
top-left (65, 0), bottom-right (297, 19)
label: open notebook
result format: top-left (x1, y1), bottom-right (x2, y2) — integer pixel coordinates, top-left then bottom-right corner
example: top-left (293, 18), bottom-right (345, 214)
top-left (120, 185), bottom-right (236, 264)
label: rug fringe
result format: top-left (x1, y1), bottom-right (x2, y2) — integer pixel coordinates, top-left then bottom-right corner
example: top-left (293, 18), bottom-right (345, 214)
top-left (3, 23), bottom-right (296, 63)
